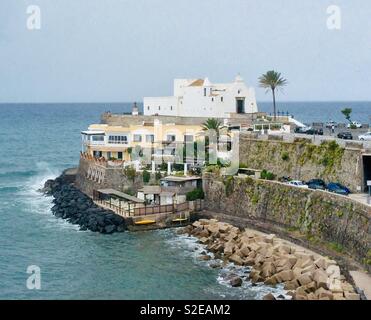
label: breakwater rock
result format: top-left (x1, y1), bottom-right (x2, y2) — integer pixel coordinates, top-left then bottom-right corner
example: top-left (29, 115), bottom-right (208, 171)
top-left (42, 170), bottom-right (126, 234)
top-left (180, 219), bottom-right (361, 300)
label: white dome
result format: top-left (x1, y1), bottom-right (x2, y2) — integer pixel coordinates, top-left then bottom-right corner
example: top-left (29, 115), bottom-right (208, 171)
top-left (203, 77), bottom-right (211, 86)
top-left (234, 74), bottom-right (244, 83)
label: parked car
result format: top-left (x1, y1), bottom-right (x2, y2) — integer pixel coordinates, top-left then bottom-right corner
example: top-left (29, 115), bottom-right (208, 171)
top-left (358, 132), bottom-right (371, 141)
top-left (279, 176), bottom-right (292, 183)
top-left (307, 179), bottom-right (327, 190)
top-left (325, 121), bottom-right (338, 128)
top-left (294, 126), bottom-right (309, 134)
top-left (294, 127), bottom-right (323, 135)
top-left (286, 180), bottom-right (309, 188)
top-left (337, 132), bottom-right (353, 140)
top-left (327, 183), bottom-right (350, 195)
top-left (347, 121), bottom-right (363, 129)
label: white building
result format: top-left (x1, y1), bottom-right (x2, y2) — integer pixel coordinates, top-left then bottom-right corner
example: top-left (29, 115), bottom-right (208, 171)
top-left (143, 75), bottom-right (258, 118)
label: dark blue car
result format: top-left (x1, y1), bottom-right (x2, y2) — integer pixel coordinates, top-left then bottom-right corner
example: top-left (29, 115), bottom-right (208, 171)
top-left (327, 183), bottom-right (350, 195)
top-left (307, 179), bottom-right (327, 190)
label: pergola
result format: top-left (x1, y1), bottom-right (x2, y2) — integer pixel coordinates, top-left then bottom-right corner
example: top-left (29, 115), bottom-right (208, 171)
top-left (93, 189), bottom-right (145, 215)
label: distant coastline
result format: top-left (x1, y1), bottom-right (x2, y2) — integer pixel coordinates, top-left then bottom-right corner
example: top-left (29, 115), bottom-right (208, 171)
top-left (0, 101), bottom-right (369, 124)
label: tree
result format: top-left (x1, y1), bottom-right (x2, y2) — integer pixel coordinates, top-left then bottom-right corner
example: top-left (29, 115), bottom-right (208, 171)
top-left (259, 71), bottom-right (288, 121)
top-left (341, 108), bottom-right (352, 123)
top-left (202, 118), bottom-right (223, 137)
top-left (202, 118), bottom-right (224, 164)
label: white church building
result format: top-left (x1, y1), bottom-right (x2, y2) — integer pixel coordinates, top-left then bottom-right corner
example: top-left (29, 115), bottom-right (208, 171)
top-left (143, 75), bottom-right (258, 118)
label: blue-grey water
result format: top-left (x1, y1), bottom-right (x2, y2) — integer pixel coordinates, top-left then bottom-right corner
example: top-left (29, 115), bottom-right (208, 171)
top-left (0, 102), bottom-right (369, 299)
top-left (259, 101), bottom-right (370, 125)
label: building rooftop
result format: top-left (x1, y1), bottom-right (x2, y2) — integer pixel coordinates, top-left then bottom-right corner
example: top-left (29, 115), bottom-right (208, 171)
top-left (160, 176), bottom-right (202, 182)
top-left (97, 189), bottom-right (145, 203)
top-left (189, 79), bottom-right (204, 87)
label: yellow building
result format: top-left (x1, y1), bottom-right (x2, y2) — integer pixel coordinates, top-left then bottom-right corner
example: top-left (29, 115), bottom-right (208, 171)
top-left (81, 120), bottom-right (203, 162)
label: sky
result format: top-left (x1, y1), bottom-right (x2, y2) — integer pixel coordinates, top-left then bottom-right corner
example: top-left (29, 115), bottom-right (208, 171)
top-left (0, 0), bottom-right (371, 103)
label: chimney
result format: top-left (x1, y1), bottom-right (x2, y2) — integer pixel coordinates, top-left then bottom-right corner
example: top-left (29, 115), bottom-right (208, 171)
top-left (132, 102), bottom-right (139, 116)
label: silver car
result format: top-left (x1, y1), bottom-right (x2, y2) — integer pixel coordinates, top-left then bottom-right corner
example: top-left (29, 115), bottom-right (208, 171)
top-left (358, 132), bottom-right (371, 141)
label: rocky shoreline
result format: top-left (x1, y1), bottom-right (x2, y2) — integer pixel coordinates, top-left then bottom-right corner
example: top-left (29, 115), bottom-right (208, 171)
top-left (42, 171), bottom-right (126, 234)
top-left (180, 219), bottom-right (361, 300)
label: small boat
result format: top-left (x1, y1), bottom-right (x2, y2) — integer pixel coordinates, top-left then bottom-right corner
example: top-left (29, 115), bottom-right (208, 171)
top-left (134, 220), bottom-right (156, 225)
top-left (172, 218), bottom-right (188, 222)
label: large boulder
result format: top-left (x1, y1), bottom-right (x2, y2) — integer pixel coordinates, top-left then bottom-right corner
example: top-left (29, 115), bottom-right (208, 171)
top-left (261, 262), bottom-right (276, 278)
top-left (263, 293), bottom-right (276, 300)
top-left (229, 254), bottom-right (244, 266)
top-left (313, 269), bottom-right (329, 289)
top-left (275, 270), bottom-right (294, 283)
top-left (229, 276), bottom-right (243, 287)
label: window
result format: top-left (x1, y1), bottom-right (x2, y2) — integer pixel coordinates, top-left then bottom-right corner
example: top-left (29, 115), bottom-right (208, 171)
top-left (147, 106), bottom-right (150, 110)
top-left (211, 98), bottom-right (214, 102)
top-left (238, 89), bottom-right (241, 94)
top-left (184, 135), bottom-right (194, 142)
top-left (166, 134), bottom-right (176, 142)
top-left (170, 106), bottom-right (173, 111)
top-left (158, 106), bottom-right (161, 110)
top-left (204, 88), bottom-right (206, 96)
top-left (146, 134), bottom-right (154, 143)
top-left (107, 152), bottom-right (112, 159)
top-left (133, 134), bottom-right (142, 142)
top-left (221, 97), bottom-right (224, 102)
top-left (108, 135), bottom-right (128, 144)
top-left (117, 152), bottom-right (123, 160)
top-left (92, 135), bottom-right (104, 142)
top-left (93, 151), bottom-right (102, 158)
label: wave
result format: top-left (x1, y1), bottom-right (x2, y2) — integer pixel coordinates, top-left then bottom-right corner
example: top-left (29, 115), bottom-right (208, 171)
top-left (169, 231), bottom-right (291, 300)
top-left (0, 186), bottom-right (20, 193)
top-left (0, 170), bottom-right (39, 179)
top-left (14, 162), bottom-right (80, 230)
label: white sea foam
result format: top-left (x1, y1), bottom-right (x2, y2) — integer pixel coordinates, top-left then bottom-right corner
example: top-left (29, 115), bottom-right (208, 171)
top-left (17, 162), bottom-right (80, 231)
top-left (170, 231), bottom-right (291, 300)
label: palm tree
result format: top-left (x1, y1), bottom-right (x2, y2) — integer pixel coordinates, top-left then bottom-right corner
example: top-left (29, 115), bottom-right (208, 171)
top-left (259, 71), bottom-right (288, 121)
top-left (202, 118), bottom-right (223, 137)
top-left (202, 118), bottom-right (224, 164)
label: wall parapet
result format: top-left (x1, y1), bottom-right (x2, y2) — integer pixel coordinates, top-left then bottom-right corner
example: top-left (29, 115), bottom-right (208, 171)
top-left (202, 173), bottom-right (371, 271)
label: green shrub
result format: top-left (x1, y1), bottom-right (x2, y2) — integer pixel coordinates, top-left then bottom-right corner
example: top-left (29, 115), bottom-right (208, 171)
top-left (123, 165), bottom-right (137, 182)
top-left (155, 171), bottom-right (162, 181)
top-left (142, 170), bottom-right (151, 183)
top-left (186, 188), bottom-right (205, 201)
top-left (281, 152), bottom-right (289, 161)
top-left (261, 169), bottom-right (276, 180)
top-left (159, 162), bottom-right (167, 171)
top-left (123, 187), bottom-right (135, 196)
top-left (239, 162), bottom-right (248, 168)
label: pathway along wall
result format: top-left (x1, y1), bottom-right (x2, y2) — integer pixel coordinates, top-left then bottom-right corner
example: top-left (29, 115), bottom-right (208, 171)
top-left (238, 135), bottom-right (364, 192)
top-left (202, 173), bottom-right (371, 271)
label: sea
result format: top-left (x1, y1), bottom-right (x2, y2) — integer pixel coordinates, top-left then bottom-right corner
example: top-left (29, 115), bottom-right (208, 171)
top-left (0, 102), bottom-right (369, 299)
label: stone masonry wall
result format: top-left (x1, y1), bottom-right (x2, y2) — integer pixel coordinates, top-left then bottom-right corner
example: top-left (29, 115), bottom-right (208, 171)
top-left (203, 173), bottom-right (371, 271)
top-left (75, 158), bottom-right (143, 196)
top-left (239, 135), bottom-right (364, 192)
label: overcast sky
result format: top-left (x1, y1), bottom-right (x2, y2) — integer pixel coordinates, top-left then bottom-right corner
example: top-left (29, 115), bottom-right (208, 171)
top-left (1, 0), bottom-right (370, 103)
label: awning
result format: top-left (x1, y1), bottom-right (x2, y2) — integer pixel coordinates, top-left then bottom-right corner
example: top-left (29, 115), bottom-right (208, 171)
top-left (97, 189), bottom-right (145, 203)
top-left (81, 130), bottom-right (105, 135)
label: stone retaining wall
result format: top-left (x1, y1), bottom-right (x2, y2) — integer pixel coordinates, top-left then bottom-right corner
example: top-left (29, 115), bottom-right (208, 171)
top-left (202, 173), bottom-right (371, 271)
top-left (239, 135), bottom-right (365, 192)
top-left (75, 158), bottom-right (143, 196)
